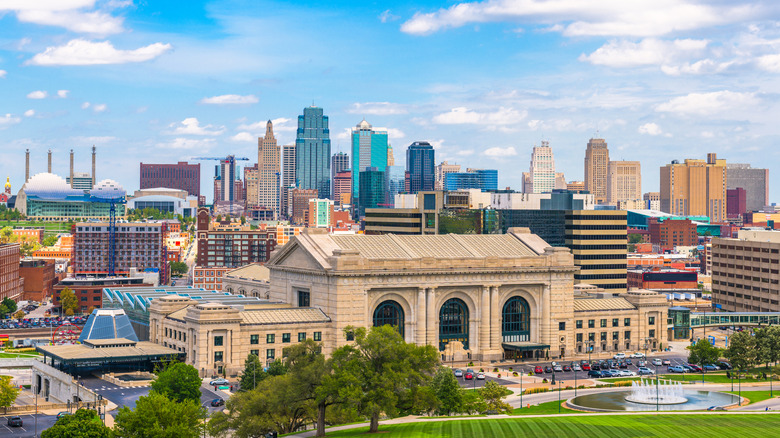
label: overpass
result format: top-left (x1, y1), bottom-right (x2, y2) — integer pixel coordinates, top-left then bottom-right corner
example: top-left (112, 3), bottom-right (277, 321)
top-left (668, 307), bottom-right (780, 340)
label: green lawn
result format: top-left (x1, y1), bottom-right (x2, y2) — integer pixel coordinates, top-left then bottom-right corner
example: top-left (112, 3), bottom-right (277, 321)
top-left (321, 415), bottom-right (780, 437)
top-left (510, 400), bottom-right (579, 415)
top-left (0, 220), bottom-right (73, 235)
top-left (726, 390), bottom-right (780, 405)
top-left (0, 351), bottom-right (41, 359)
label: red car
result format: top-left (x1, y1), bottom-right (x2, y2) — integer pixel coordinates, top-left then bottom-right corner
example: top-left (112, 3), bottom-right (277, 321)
top-left (582, 363), bottom-right (591, 371)
top-left (464, 371), bottom-right (474, 380)
top-left (534, 366), bottom-right (544, 374)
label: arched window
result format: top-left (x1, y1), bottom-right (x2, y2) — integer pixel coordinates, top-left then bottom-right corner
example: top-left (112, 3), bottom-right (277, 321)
top-left (373, 300), bottom-right (405, 337)
top-left (439, 298), bottom-right (469, 351)
top-left (502, 296), bottom-right (530, 342)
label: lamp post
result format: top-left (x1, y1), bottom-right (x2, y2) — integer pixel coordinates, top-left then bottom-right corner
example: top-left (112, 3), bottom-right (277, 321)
top-left (574, 363), bottom-right (578, 397)
top-left (34, 382), bottom-right (38, 438)
top-left (655, 362), bottom-right (660, 412)
top-left (520, 371), bottom-right (523, 409)
top-left (739, 371), bottom-right (742, 405)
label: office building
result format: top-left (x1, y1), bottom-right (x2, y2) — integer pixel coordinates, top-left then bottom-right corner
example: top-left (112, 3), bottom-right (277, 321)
top-left (643, 192), bottom-right (660, 210)
top-left (358, 167), bottom-right (385, 217)
top-left (607, 161), bottom-right (641, 206)
top-left (712, 229), bottom-right (780, 312)
top-left (726, 163), bottom-right (769, 212)
top-left (281, 144), bottom-right (296, 218)
top-left (256, 121), bottom-right (281, 217)
top-left (364, 191), bottom-right (445, 235)
top-left (296, 106), bottom-right (331, 199)
top-left (351, 120), bottom-right (388, 200)
top-left (139, 162), bottom-right (201, 198)
top-left (567, 181), bottom-right (585, 192)
top-left (307, 199), bottom-right (335, 228)
top-left (19, 259), bottom-right (55, 302)
top-left (627, 269), bottom-right (698, 291)
top-left (385, 166), bottom-right (406, 207)
top-left (67, 172), bottom-right (93, 191)
top-left (333, 171), bottom-right (352, 206)
top-left (647, 218), bottom-right (698, 252)
top-left (331, 152), bottom-right (350, 200)
top-left (526, 141), bottom-right (556, 194)
top-left (444, 169), bottom-right (498, 191)
top-left (290, 189), bottom-right (319, 225)
top-left (406, 141), bottom-right (435, 194)
top-left (660, 153), bottom-right (727, 222)
top-left (387, 144), bottom-right (395, 166)
top-left (53, 277), bottom-right (152, 313)
top-left (435, 161), bottom-right (461, 191)
top-left (727, 188), bottom-right (747, 220)
top-left (0, 243), bottom-right (23, 301)
top-left (194, 208), bottom-right (276, 269)
top-left (584, 138), bottom-right (610, 204)
top-left (214, 156), bottom-right (238, 203)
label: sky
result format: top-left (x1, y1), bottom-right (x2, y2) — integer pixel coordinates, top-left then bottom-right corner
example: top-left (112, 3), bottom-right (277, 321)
top-left (1, 0), bottom-right (780, 203)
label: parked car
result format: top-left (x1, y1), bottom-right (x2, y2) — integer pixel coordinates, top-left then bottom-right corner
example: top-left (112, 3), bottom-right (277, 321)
top-left (687, 364), bottom-right (703, 372)
top-left (613, 353), bottom-right (626, 360)
top-left (553, 364), bottom-right (563, 372)
top-left (703, 364), bottom-right (720, 371)
top-left (534, 366), bottom-right (544, 374)
top-left (210, 378), bottom-right (229, 386)
top-left (591, 363), bottom-right (600, 371)
top-left (476, 372), bottom-right (486, 380)
top-left (210, 398), bottom-right (225, 407)
top-left (630, 352), bottom-right (646, 359)
top-left (56, 412), bottom-right (71, 419)
top-left (681, 364), bottom-right (695, 372)
top-left (668, 365), bottom-right (686, 373)
top-left (619, 362), bottom-right (628, 369)
top-left (637, 360), bottom-right (647, 367)
top-left (652, 358), bottom-right (663, 366)
top-left (600, 370), bottom-right (615, 378)
top-left (454, 369), bottom-right (463, 378)
top-left (637, 367), bottom-right (654, 375)
top-left (717, 361), bottom-right (732, 370)
top-left (464, 371), bottom-right (474, 380)
top-left (572, 363), bottom-right (581, 371)
top-left (7, 416), bottom-right (23, 427)
top-left (618, 370), bottom-right (636, 377)
top-left (581, 363), bottom-right (591, 371)
top-left (587, 370), bottom-right (603, 378)
top-left (662, 359), bottom-right (671, 366)
top-left (544, 366), bottom-right (553, 373)
top-left (563, 365), bottom-right (572, 372)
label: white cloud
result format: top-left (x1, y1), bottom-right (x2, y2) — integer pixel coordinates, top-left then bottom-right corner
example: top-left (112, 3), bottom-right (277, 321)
top-left (335, 128), bottom-right (351, 140)
top-left (379, 10), bottom-right (400, 23)
top-left (401, 0), bottom-right (754, 37)
top-left (701, 131), bottom-right (715, 138)
top-left (0, 70), bottom-right (6, 79)
top-left (638, 122), bottom-right (663, 135)
top-left (200, 94), bottom-right (259, 105)
top-left (27, 90), bottom-right (48, 99)
top-left (579, 38), bottom-right (708, 68)
top-left (484, 146), bottom-right (517, 157)
top-left (433, 106), bottom-right (526, 125)
top-left (93, 103), bottom-right (107, 113)
top-left (15, 9), bottom-right (123, 35)
top-left (347, 102), bottom-right (409, 115)
top-left (656, 91), bottom-right (759, 116)
top-left (81, 102), bottom-right (91, 109)
top-left (28, 39), bottom-right (172, 66)
top-left (57, 90), bottom-right (69, 98)
top-left (158, 138), bottom-right (215, 150)
top-left (385, 128), bottom-right (405, 139)
top-left (0, 114), bottom-right (21, 128)
top-left (527, 119), bottom-right (575, 131)
top-left (169, 117), bottom-right (224, 136)
top-left (24, 109), bottom-right (35, 117)
top-left (231, 132), bottom-right (256, 142)
top-left (236, 118), bottom-right (295, 134)
top-left (71, 136), bottom-right (117, 144)
top-left (456, 149), bottom-right (475, 156)
top-left (756, 54), bottom-right (780, 72)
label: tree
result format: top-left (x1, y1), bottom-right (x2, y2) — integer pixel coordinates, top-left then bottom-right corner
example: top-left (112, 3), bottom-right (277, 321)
top-left (13, 310), bottom-right (25, 319)
top-left (240, 215), bottom-right (246, 225)
top-left (1, 298), bottom-right (16, 315)
top-left (479, 381), bottom-right (511, 414)
top-left (267, 358), bottom-right (288, 376)
top-left (754, 326), bottom-right (780, 369)
top-left (725, 331), bottom-right (758, 371)
top-left (238, 354), bottom-right (267, 392)
top-left (332, 325), bottom-right (439, 433)
top-left (431, 367), bottom-right (462, 415)
top-left (0, 226), bottom-right (12, 244)
top-left (0, 303), bottom-right (9, 319)
top-left (41, 408), bottom-right (111, 438)
top-left (59, 287), bottom-right (79, 316)
top-left (169, 261), bottom-right (188, 276)
top-left (628, 233), bottom-right (643, 244)
top-left (42, 234), bottom-right (59, 247)
top-left (115, 392), bottom-right (206, 438)
top-left (460, 388), bottom-right (487, 415)
top-left (687, 339), bottom-right (722, 367)
top-left (0, 375), bottom-right (20, 414)
top-left (150, 362), bottom-right (202, 403)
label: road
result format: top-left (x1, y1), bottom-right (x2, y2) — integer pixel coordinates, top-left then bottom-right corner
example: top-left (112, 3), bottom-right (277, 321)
top-left (1, 414), bottom-right (58, 438)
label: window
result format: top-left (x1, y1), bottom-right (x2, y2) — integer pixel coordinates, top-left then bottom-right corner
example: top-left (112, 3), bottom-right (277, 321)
top-left (612, 318), bottom-right (619, 327)
top-left (624, 331), bottom-right (631, 339)
top-left (600, 319), bottom-right (607, 328)
top-left (588, 319), bottom-right (595, 328)
top-left (267, 349), bottom-right (275, 360)
top-left (214, 336), bottom-right (223, 346)
top-left (649, 329), bottom-right (656, 338)
top-left (214, 351), bottom-right (223, 362)
top-left (600, 332), bottom-right (607, 341)
top-left (624, 318), bottom-right (631, 327)
top-left (575, 320), bottom-right (583, 329)
top-left (576, 333), bottom-right (583, 342)
top-left (282, 333), bottom-right (291, 343)
top-left (298, 290), bottom-right (310, 307)
top-left (81, 297), bottom-right (88, 302)
top-left (558, 322), bottom-right (566, 331)
top-left (313, 332), bottom-right (322, 341)
top-left (346, 331), bottom-right (355, 341)
top-left (250, 335), bottom-right (259, 345)
top-left (250, 350), bottom-right (259, 357)
top-left (612, 332), bottom-right (619, 340)
top-left (267, 334), bottom-right (275, 344)
top-left (298, 332), bottom-right (306, 342)
top-left (588, 333), bottom-right (595, 342)
top-left (649, 316), bottom-right (656, 325)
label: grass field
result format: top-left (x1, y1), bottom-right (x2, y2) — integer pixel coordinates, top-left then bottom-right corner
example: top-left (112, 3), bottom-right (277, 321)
top-left (726, 390), bottom-right (779, 405)
top-left (0, 220), bottom-right (73, 235)
top-left (510, 400), bottom-right (579, 415)
top-left (0, 351), bottom-right (41, 359)
top-left (321, 414), bottom-right (780, 437)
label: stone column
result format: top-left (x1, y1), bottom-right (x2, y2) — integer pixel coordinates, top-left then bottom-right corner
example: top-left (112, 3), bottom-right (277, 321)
top-left (480, 286), bottom-right (490, 359)
top-left (490, 286), bottom-right (500, 351)
top-left (417, 288), bottom-right (426, 345)
top-left (426, 288), bottom-right (436, 347)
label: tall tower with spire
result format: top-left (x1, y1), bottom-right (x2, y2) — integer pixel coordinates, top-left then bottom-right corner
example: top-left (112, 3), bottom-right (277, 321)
top-left (257, 120), bottom-right (281, 218)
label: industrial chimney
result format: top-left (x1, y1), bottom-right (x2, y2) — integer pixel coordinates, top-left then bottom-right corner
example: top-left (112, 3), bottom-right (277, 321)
top-left (91, 146), bottom-right (96, 187)
top-left (70, 149), bottom-right (74, 188)
top-left (25, 149), bottom-right (30, 182)
top-left (48, 149), bottom-right (52, 173)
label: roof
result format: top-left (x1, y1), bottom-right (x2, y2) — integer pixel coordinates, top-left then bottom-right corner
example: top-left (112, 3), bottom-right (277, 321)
top-left (225, 264), bottom-right (270, 282)
top-left (239, 307), bottom-right (331, 325)
top-left (573, 297), bottom-right (636, 312)
top-left (38, 341), bottom-right (180, 361)
top-left (79, 308), bottom-right (139, 342)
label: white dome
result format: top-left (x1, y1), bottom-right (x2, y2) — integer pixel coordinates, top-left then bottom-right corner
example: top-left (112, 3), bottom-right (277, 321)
top-left (23, 173), bottom-right (83, 200)
top-left (90, 179), bottom-right (126, 200)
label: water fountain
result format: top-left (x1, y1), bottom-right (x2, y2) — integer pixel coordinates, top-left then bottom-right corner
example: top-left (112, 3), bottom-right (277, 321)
top-left (624, 379), bottom-right (688, 404)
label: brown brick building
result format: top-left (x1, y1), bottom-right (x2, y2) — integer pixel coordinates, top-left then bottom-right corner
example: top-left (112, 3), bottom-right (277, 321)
top-left (54, 277), bottom-right (152, 314)
top-left (627, 268), bottom-right (698, 290)
top-left (291, 189), bottom-right (318, 225)
top-left (19, 259), bottom-right (56, 302)
top-left (648, 218), bottom-right (698, 252)
top-left (0, 243), bottom-right (23, 301)
top-left (195, 208), bottom-right (276, 269)
top-left (140, 161), bottom-right (201, 198)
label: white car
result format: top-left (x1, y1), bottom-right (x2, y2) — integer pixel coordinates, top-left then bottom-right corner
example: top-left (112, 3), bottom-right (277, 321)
top-left (553, 365), bottom-right (563, 372)
top-left (652, 359), bottom-right (663, 366)
top-left (618, 370), bottom-right (636, 377)
top-left (630, 352), bottom-right (645, 359)
top-left (572, 363), bottom-right (581, 371)
top-left (476, 372), bottom-right (486, 380)
top-left (613, 353), bottom-right (626, 360)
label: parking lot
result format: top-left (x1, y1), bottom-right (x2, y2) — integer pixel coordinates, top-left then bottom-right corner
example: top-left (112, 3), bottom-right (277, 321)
top-left (1, 414), bottom-right (59, 438)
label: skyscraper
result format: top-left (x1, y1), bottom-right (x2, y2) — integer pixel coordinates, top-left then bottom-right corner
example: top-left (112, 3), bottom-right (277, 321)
top-left (257, 120), bottom-right (281, 218)
top-left (295, 106), bottom-right (331, 199)
top-left (607, 161), bottom-right (641, 206)
top-left (385, 165), bottom-right (406, 207)
top-left (726, 163), bottom-right (769, 212)
top-left (435, 161), bottom-right (461, 190)
top-left (660, 153), bottom-right (727, 222)
top-left (214, 156), bottom-right (237, 202)
top-left (281, 144), bottom-right (296, 218)
top-left (331, 152), bottom-right (350, 199)
top-left (406, 141), bottom-right (435, 194)
top-left (351, 120), bottom-right (388, 199)
top-left (358, 167), bottom-right (385, 217)
top-left (528, 141), bottom-right (556, 194)
top-left (140, 162), bottom-right (201, 197)
top-left (387, 144), bottom-right (395, 166)
top-left (444, 169), bottom-right (498, 191)
top-left (584, 138), bottom-right (610, 204)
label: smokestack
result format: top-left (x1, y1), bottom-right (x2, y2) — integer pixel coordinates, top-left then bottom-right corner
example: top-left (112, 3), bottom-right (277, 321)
top-left (91, 145), bottom-right (96, 187)
top-left (70, 149), bottom-right (74, 188)
top-left (48, 149), bottom-right (52, 173)
top-left (25, 149), bottom-right (30, 182)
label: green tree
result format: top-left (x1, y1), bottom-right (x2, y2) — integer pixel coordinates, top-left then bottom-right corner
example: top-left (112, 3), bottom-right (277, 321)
top-left (0, 226), bottom-right (12, 244)
top-left (431, 367), bottom-right (462, 415)
top-left (479, 380), bottom-right (511, 414)
top-left (332, 325), bottom-right (439, 433)
top-left (0, 303), bottom-right (9, 319)
top-left (725, 331), bottom-right (758, 371)
top-left (41, 408), bottom-right (111, 438)
top-left (59, 287), bottom-right (78, 316)
top-left (1, 297), bottom-right (17, 315)
top-left (150, 362), bottom-right (202, 403)
top-left (169, 261), bottom-right (188, 276)
top-left (238, 354), bottom-right (267, 392)
top-left (754, 326), bottom-right (780, 369)
top-left (267, 358), bottom-right (287, 376)
top-left (240, 215), bottom-right (246, 225)
top-left (687, 339), bottom-right (722, 367)
top-left (460, 389), bottom-right (487, 415)
top-left (628, 233), bottom-right (643, 244)
top-left (42, 234), bottom-right (59, 247)
top-left (115, 392), bottom-right (206, 438)
top-left (0, 375), bottom-right (21, 414)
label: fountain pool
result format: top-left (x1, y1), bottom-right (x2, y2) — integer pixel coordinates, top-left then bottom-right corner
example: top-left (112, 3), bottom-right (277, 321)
top-left (568, 381), bottom-right (740, 412)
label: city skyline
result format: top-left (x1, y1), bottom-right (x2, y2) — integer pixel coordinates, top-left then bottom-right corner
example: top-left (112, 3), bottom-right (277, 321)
top-left (1, 1), bottom-right (780, 202)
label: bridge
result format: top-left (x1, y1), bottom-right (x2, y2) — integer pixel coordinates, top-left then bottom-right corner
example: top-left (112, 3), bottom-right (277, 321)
top-left (668, 307), bottom-right (780, 339)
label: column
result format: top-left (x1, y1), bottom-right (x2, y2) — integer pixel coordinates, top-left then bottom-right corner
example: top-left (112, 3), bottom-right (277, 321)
top-left (426, 288), bottom-right (436, 347)
top-left (490, 286), bottom-right (500, 351)
top-left (480, 286), bottom-right (490, 358)
top-left (416, 288), bottom-right (426, 345)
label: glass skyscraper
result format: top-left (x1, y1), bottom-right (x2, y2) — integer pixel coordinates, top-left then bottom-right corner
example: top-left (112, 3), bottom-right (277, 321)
top-left (358, 167), bottom-right (385, 217)
top-left (444, 169), bottom-right (498, 191)
top-left (406, 141), bottom-right (435, 194)
top-left (296, 106), bottom-right (331, 199)
top-left (385, 165), bottom-right (406, 207)
top-left (351, 119), bottom-right (388, 199)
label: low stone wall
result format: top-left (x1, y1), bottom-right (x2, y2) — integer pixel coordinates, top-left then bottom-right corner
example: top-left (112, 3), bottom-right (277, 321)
top-left (1, 399), bottom-right (106, 415)
top-left (100, 372), bottom-right (155, 388)
top-left (0, 358), bottom-right (102, 405)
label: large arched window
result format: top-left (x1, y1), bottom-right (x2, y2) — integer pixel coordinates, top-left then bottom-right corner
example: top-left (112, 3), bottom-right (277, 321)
top-left (502, 296), bottom-right (530, 342)
top-left (373, 300), bottom-right (405, 337)
top-left (439, 298), bottom-right (469, 351)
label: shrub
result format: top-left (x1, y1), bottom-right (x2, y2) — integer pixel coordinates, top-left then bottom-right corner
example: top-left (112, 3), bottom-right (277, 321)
top-left (508, 367), bottom-right (513, 371)
top-left (479, 368), bottom-right (484, 373)
top-left (497, 373), bottom-right (501, 378)
top-left (524, 387), bottom-right (549, 395)
top-left (468, 361), bottom-right (474, 367)
top-left (512, 372), bottom-right (518, 377)
top-left (493, 368), bottom-right (499, 372)
top-left (542, 378), bottom-right (548, 383)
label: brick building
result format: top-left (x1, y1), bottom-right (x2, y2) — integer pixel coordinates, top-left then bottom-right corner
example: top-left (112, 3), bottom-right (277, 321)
top-left (291, 189), bottom-right (318, 225)
top-left (194, 208), bottom-right (276, 269)
top-left (727, 188), bottom-right (747, 220)
top-left (193, 266), bottom-right (231, 291)
top-left (12, 227), bottom-right (44, 244)
top-left (0, 243), bottom-right (23, 301)
top-left (19, 259), bottom-right (56, 302)
top-left (627, 268), bottom-right (698, 290)
top-left (648, 218), bottom-right (698, 252)
top-left (139, 162), bottom-right (201, 198)
top-left (54, 277), bottom-right (152, 313)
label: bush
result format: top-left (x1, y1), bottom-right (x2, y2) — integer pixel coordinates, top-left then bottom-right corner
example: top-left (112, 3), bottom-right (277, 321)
top-left (479, 368), bottom-right (484, 373)
top-left (512, 372), bottom-right (518, 377)
top-left (496, 374), bottom-right (501, 378)
top-left (524, 387), bottom-right (549, 395)
top-left (508, 367), bottom-right (513, 371)
top-left (467, 361), bottom-right (474, 367)
top-left (542, 378), bottom-right (548, 383)
top-left (612, 381), bottom-right (633, 387)
top-left (493, 368), bottom-right (499, 372)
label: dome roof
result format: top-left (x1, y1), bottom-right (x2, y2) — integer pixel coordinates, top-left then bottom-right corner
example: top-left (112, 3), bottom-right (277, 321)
top-left (4, 177), bottom-right (10, 191)
top-left (90, 179), bottom-right (126, 200)
top-left (23, 173), bottom-right (83, 200)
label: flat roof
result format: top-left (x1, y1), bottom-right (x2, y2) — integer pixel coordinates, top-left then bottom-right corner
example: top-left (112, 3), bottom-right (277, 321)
top-left (574, 297), bottom-right (636, 312)
top-left (38, 341), bottom-right (181, 362)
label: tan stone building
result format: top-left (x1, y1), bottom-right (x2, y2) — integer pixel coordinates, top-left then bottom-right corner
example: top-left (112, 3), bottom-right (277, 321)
top-left (660, 153), bottom-right (727, 222)
top-left (584, 138), bottom-right (609, 204)
top-left (607, 160), bottom-right (641, 207)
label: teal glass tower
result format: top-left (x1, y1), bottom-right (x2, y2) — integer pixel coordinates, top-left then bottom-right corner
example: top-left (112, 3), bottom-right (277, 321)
top-left (296, 106), bottom-right (332, 198)
top-left (358, 167), bottom-right (385, 217)
top-left (351, 119), bottom-right (388, 199)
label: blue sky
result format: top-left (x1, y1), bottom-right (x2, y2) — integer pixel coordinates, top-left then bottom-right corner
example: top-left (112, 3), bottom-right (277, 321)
top-left (2, 0), bottom-right (780, 203)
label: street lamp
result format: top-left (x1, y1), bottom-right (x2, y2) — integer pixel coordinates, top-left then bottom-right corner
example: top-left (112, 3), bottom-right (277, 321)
top-left (655, 362), bottom-right (660, 412)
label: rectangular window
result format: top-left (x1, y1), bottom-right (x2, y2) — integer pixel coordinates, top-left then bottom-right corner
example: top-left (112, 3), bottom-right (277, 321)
top-left (250, 335), bottom-right (259, 345)
top-left (575, 320), bottom-right (583, 329)
top-left (267, 349), bottom-right (275, 360)
top-left (612, 318), bottom-right (619, 327)
top-left (313, 332), bottom-right (322, 341)
top-left (588, 332), bottom-right (595, 342)
top-left (298, 290), bottom-right (310, 307)
top-left (558, 322), bottom-right (566, 331)
top-left (600, 332), bottom-right (607, 341)
top-left (649, 329), bottom-right (656, 338)
top-left (588, 319), bottom-right (595, 328)
top-left (346, 331), bottom-right (355, 341)
top-left (612, 331), bottom-right (619, 340)
top-left (600, 319), bottom-right (607, 328)
top-left (649, 316), bottom-right (656, 325)
top-left (250, 349), bottom-right (259, 357)
top-left (214, 351), bottom-right (223, 362)
top-left (214, 336), bottom-right (223, 346)
top-left (576, 333), bottom-right (583, 342)
top-left (282, 333), bottom-right (291, 343)
top-left (298, 332), bottom-right (306, 342)
top-left (266, 334), bottom-right (275, 344)
top-left (624, 330), bottom-right (631, 339)
top-left (624, 318), bottom-right (631, 327)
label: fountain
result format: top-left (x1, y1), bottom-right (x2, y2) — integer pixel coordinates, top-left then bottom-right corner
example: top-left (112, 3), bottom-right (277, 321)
top-left (625, 379), bottom-right (688, 404)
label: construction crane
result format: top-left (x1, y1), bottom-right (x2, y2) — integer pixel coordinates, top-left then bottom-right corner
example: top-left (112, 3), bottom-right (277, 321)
top-left (90, 180), bottom-right (127, 277)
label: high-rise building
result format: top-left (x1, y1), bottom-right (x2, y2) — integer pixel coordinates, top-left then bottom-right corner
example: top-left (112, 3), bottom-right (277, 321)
top-left (554, 173), bottom-right (567, 190)
top-left (331, 151), bottom-right (349, 202)
top-left (660, 153), bottom-right (727, 222)
top-left (435, 161), bottom-right (461, 191)
top-left (385, 166), bottom-right (406, 207)
top-left (648, 218), bottom-right (698, 252)
top-left (527, 141), bottom-right (556, 194)
top-left (387, 144), bottom-right (395, 166)
top-left (567, 181), bottom-right (585, 192)
top-left (726, 163), bottom-right (769, 212)
top-left (291, 189), bottom-right (319, 225)
top-left (256, 121), bottom-right (281, 217)
top-left (406, 141), bottom-right (435, 194)
top-left (67, 172), bottom-right (94, 191)
top-left (333, 171), bottom-right (352, 206)
top-left (643, 192), bottom-right (660, 210)
top-left (307, 199), bottom-right (335, 228)
top-left (607, 161), bottom-right (641, 206)
top-left (295, 106), bottom-right (331, 199)
top-left (244, 165), bottom-right (258, 208)
top-left (351, 120), bottom-right (388, 200)
top-left (727, 188), bottom-right (747, 220)
top-left (358, 167), bottom-right (385, 217)
top-left (195, 208), bottom-right (276, 269)
top-left (281, 144), bottom-right (296, 218)
top-left (444, 169), bottom-right (498, 191)
top-left (214, 156), bottom-right (238, 203)
top-left (584, 138), bottom-right (610, 204)
top-left (140, 162), bottom-right (201, 198)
